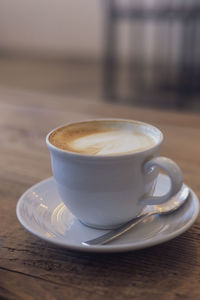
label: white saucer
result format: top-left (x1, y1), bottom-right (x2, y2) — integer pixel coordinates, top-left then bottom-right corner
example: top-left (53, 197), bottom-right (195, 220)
top-left (16, 174), bottom-right (199, 253)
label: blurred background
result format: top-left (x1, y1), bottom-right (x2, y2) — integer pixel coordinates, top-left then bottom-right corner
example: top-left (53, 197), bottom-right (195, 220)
top-left (0, 0), bottom-right (200, 111)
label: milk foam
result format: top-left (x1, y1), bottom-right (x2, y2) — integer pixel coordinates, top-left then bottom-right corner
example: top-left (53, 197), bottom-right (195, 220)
top-left (69, 130), bottom-right (153, 155)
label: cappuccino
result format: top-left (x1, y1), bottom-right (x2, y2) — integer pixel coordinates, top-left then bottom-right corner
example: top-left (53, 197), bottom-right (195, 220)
top-left (47, 119), bottom-right (183, 229)
top-left (49, 120), bottom-right (156, 156)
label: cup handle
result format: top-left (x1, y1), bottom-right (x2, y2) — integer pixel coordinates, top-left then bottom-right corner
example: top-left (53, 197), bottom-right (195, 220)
top-left (141, 156), bottom-right (183, 205)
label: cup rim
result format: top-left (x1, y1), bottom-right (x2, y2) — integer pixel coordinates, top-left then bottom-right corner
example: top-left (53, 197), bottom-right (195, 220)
top-left (46, 118), bottom-right (163, 160)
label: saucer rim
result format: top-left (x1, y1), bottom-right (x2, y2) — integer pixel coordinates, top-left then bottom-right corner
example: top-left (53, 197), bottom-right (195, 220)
top-left (16, 176), bottom-right (200, 253)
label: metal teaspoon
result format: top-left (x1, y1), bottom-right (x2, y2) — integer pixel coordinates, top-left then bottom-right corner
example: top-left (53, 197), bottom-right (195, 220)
top-left (82, 185), bottom-right (190, 246)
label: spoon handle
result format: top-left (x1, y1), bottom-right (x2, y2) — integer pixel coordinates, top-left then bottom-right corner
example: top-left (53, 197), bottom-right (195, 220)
top-left (82, 212), bottom-right (153, 246)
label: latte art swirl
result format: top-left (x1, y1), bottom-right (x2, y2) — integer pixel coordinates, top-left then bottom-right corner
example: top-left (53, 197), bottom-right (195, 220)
top-left (70, 131), bottom-right (153, 155)
top-left (49, 120), bottom-right (156, 156)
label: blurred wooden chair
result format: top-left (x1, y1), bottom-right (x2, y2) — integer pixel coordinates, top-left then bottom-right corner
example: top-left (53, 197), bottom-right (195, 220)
top-left (103, 0), bottom-right (200, 108)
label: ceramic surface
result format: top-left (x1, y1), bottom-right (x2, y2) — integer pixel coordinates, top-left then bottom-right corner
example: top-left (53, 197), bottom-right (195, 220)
top-left (16, 174), bottom-right (199, 253)
top-left (46, 119), bottom-right (182, 228)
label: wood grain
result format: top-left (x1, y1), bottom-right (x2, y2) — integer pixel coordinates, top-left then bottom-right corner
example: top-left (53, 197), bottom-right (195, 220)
top-left (0, 87), bottom-right (200, 300)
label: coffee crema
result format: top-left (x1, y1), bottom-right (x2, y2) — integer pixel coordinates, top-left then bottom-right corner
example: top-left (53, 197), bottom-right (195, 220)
top-left (49, 121), bottom-right (156, 156)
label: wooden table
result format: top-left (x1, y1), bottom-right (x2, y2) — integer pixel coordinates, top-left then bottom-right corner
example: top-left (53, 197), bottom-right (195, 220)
top-left (1, 88), bottom-right (200, 300)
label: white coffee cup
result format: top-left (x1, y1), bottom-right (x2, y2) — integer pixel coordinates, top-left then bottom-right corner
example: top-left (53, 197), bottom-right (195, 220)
top-left (46, 119), bottom-right (183, 229)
